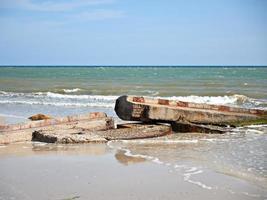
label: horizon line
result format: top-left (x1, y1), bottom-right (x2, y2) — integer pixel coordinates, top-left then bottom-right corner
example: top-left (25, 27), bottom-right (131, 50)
top-left (0, 65), bottom-right (267, 67)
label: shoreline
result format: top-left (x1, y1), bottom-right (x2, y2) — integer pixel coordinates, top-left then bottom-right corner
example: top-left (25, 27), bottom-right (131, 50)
top-left (0, 142), bottom-right (266, 200)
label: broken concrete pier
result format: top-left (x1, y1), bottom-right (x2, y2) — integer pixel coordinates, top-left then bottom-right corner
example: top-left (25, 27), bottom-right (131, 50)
top-left (0, 112), bottom-right (108, 132)
top-left (32, 123), bottom-right (171, 143)
top-left (115, 95), bottom-right (267, 127)
top-left (0, 112), bottom-right (114, 144)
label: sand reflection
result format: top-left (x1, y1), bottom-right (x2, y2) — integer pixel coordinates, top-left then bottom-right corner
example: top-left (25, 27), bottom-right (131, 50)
top-left (0, 142), bottom-right (109, 157)
top-left (115, 150), bottom-right (146, 165)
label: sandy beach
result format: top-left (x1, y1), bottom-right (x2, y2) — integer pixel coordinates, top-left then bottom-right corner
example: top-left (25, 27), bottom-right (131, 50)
top-left (0, 138), bottom-right (266, 200)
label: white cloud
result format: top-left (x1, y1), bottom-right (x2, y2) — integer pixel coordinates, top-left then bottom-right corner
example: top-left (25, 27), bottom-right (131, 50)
top-left (0, 0), bottom-right (124, 23)
top-left (0, 0), bottom-right (115, 12)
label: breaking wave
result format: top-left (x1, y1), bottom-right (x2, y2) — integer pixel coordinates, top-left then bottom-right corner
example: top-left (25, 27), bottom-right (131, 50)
top-left (62, 88), bottom-right (81, 93)
top-left (0, 91), bottom-right (266, 109)
top-left (0, 91), bottom-right (117, 108)
top-left (166, 94), bottom-right (267, 109)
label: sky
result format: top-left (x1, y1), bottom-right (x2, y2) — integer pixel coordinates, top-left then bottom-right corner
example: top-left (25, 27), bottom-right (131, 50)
top-left (0, 0), bottom-right (266, 65)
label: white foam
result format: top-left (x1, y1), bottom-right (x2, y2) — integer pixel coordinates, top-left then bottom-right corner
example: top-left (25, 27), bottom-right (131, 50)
top-left (0, 113), bottom-right (26, 119)
top-left (143, 90), bottom-right (159, 96)
top-left (163, 94), bottom-right (247, 105)
top-left (0, 91), bottom-right (266, 109)
top-left (245, 129), bottom-right (264, 134)
top-left (200, 138), bottom-right (230, 142)
top-left (121, 139), bottom-right (199, 144)
top-left (245, 124), bottom-right (267, 128)
top-left (0, 100), bottom-right (115, 108)
top-left (186, 167), bottom-right (199, 172)
top-left (174, 164), bottom-right (186, 169)
top-left (241, 192), bottom-right (261, 198)
top-left (184, 169), bottom-right (203, 176)
top-left (153, 158), bottom-right (164, 164)
top-left (185, 179), bottom-right (212, 190)
top-left (46, 92), bottom-right (118, 100)
top-left (62, 88), bottom-right (81, 93)
top-left (107, 141), bottom-right (213, 190)
top-left (183, 169), bottom-right (213, 190)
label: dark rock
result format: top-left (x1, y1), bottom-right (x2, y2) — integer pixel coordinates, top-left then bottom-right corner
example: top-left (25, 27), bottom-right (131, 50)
top-left (171, 122), bottom-right (231, 134)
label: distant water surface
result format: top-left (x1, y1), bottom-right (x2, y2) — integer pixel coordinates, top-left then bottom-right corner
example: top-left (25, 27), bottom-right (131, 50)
top-left (0, 66), bottom-right (266, 97)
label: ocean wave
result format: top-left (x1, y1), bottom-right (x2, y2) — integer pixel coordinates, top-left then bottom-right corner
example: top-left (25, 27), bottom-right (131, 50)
top-left (163, 94), bottom-right (267, 109)
top-left (0, 91), bottom-right (117, 108)
top-left (0, 91), bottom-right (118, 100)
top-left (45, 92), bottom-right (117, 100)
top-left (165, 94), bottom-right (246, 105)
top-left (62, 88), bottom-right (81, 93)
top-left (0, 100), bottom-right (114, 108)
top-left (0, 91), bottom-right (266, 109)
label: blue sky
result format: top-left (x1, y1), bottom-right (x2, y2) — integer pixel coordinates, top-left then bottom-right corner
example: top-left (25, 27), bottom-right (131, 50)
top-left (0, 0), bottom-right (266, 65)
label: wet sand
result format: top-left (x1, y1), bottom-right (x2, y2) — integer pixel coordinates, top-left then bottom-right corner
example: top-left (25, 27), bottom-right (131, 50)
top-left (0, 142), bottom-right (266, 200)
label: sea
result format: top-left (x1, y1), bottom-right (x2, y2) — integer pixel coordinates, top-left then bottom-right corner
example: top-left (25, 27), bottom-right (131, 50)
top-left (0, 66), bottom-right (267, 198)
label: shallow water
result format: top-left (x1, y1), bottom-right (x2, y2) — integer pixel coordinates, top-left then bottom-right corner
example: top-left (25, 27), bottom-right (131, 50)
top-left (108, 129), bottom-right (267, 186)
top-left (0, 141), bottom-right (266, 200)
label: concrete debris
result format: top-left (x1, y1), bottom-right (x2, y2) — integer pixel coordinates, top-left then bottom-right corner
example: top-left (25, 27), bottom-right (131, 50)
top-left (1, 95), bottom-right (266, 144)
top-left (95, 123), bottom-right (171, 140)
top-left (171, 122), bottom-right (231, 134)
top-left (0, 112), bottom-right (108, 132)
top-left (0, 113), bottom-right (114, 144)
top-left (32, 123), bottom-right (171, 143)
top-left (115, 95), bottom-right (267, 127)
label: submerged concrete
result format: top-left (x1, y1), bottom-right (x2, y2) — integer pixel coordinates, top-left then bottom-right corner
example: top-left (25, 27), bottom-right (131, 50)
top-left (96, 123), bottom-right (171, 140)
top-left (115, 96), bottom-right (267, 127)
top-left (32, 123), bottom-right (171, 143)
top-left (32, 129), bottom-right (108, 143)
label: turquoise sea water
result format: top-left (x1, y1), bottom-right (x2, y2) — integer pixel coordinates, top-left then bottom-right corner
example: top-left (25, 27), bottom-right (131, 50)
top-left (0, 66), bottom-right (267, 120)
top-left (0, 67), bottom-right (266, 98)
top-left (0, 66), bottom-right (267, 121)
